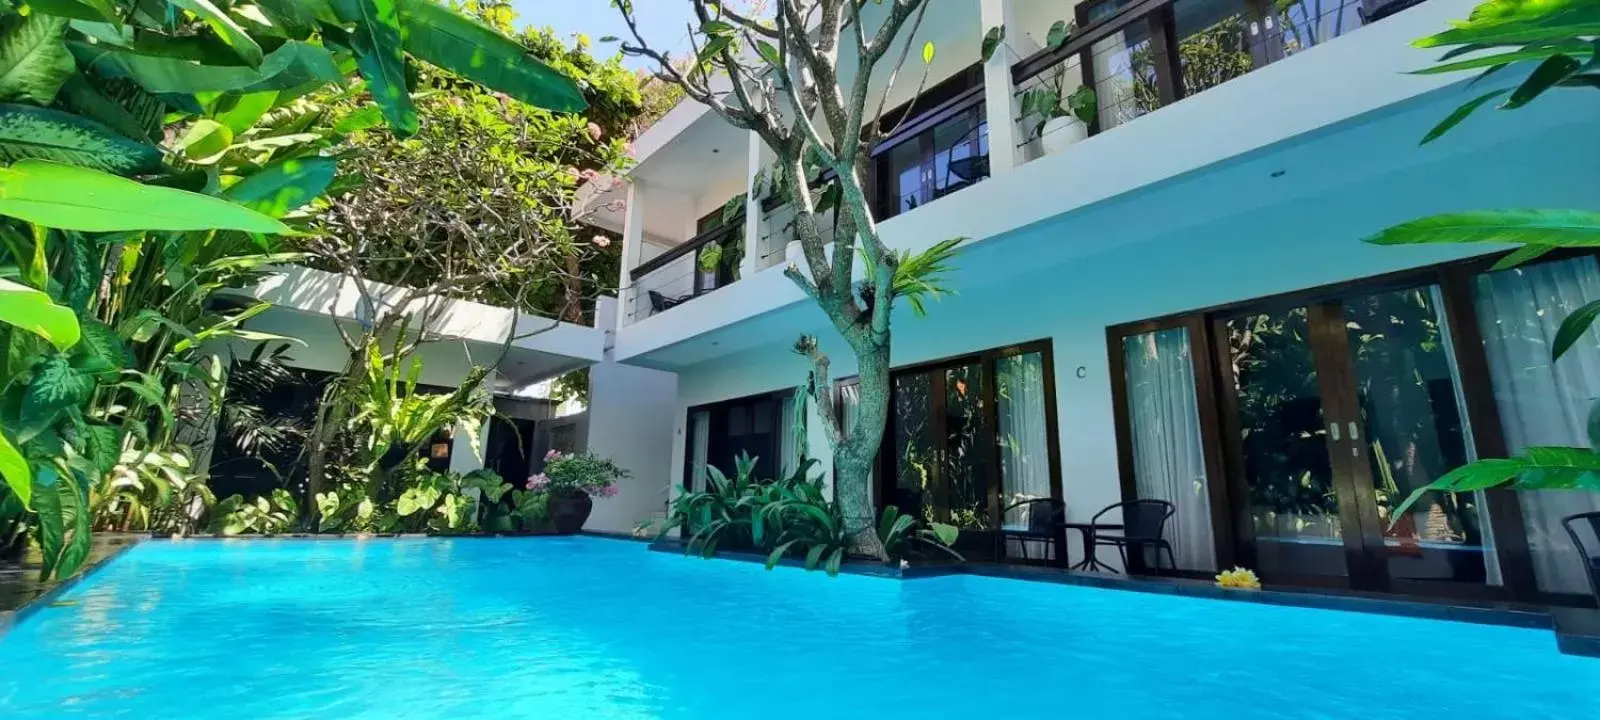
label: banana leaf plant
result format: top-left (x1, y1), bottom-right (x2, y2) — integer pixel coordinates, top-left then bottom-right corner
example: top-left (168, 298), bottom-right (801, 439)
top-left (1363, 0), bottom-right (1600, 518)
top-left (0, 0), bottom-right (589, 578)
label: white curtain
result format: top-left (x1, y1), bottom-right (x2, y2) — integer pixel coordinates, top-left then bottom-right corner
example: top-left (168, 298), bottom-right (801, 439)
top-left (1474, 256), bottom-right (1600, 595)
top-left (1123, 327), bottom-right (1218, 572)
top-left (689, 410), bottom-right (710, 492)
top-left (997, 353), bottom-right (1053, 530)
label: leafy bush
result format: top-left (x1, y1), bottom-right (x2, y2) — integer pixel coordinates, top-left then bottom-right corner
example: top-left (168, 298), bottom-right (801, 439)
top-left (537, 450), bottom-right (628, 498)
top-left (212, 490), bottom-right (299, 536)
top-left (660, 453), bottom-right (961, 576)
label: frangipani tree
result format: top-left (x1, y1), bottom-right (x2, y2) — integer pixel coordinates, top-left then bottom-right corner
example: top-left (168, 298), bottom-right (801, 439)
top-left (611, 0), bottom-right (963, 559)
top-left (1364, 0), bottom-right (1600, 515)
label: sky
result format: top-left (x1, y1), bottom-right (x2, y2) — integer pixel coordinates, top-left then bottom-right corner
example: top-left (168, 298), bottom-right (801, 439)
top-left (509, 0), bottom-right (705, 71)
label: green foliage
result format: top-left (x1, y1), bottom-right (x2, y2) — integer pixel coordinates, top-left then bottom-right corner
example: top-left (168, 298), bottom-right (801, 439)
top-left (859, 236), bottom-right (966, 317)
top-left (540, 450), bottom-right (628, 498)
top-left (0, 0), bottom-right (598, 577)
top-left (212, 488), bottom-right (298, 535)
top-left (876, 505), bottom-right (962, 561)
top-left (93, 446), bottom-right (216, 535)
top-left (980, 26), bottom-right (1005, 63)
top-left (660, 453), bottom-right (961, 575)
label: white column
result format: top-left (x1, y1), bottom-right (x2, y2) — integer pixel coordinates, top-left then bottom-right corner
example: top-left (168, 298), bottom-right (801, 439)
top-left (740, 129), bottom-right (763, 279)
top-left (449, 373), bottom-right (494, 474)
top-left (584, 297), bottom-right (681, 535)
top-left (981, 0), bottom-right (1024, 176)
top-left (617, 181), bottom-right (648, 331)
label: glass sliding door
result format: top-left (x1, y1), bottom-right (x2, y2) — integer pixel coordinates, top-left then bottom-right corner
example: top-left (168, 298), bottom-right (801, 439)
top-left (1121, 326), bottom-right (1218, 572)
top-left (1212, 285), bottom-right (1487, 592)
top-left (882, 343), bottom-right (1060, 560)
top-left (1474, 256), bottom-right (1600, 597)
top-left (1221, 305), bottom-right (1352, 579)
top-left (1344, 287), bottom-right (1488, 585)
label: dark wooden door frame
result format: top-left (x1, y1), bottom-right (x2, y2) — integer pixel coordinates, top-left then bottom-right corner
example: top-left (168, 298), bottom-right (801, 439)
top-left (877, 340), bottom-right (1064, 557)
top-left (1105, 251), bottom-right (1563, 603)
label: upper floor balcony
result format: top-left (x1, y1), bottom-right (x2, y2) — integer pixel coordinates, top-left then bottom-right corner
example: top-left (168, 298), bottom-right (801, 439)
top-left (600, 0), bottom-right (1461, 362)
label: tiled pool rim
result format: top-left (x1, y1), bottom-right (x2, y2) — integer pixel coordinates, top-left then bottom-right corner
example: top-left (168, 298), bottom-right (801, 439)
top-left (4, 533), bottom-right (1595, 660)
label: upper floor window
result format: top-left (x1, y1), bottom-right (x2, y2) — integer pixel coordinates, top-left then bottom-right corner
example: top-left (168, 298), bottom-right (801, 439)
top-left (869, 65), bottom-right (990, 221)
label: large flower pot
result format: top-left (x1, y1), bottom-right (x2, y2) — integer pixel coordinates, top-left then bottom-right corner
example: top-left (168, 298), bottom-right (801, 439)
top-left (548, 492), bottom-right (593, 535)
top-left (1041, 116), bottom-right (1087, 155)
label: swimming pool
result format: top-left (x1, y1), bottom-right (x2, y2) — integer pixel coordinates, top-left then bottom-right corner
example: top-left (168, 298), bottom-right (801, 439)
top-left (1, 537), bottom-right (1595, 718)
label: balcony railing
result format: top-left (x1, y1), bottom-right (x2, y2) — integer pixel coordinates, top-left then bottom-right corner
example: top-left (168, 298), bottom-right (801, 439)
top-left (1011, 0), bottom-right (1423, 158)
top-left (623, 221), bottom-right (741, 326)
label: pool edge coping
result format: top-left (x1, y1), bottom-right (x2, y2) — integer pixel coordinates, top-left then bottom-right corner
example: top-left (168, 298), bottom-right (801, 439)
top-left (0, 536), bottom-right (145, 637)
top-left (645, 538), bottom-right (1599, 659)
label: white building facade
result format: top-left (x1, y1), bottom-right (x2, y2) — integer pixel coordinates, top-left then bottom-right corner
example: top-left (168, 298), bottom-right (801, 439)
top-left (589, 0), bottom-right (1600, 606)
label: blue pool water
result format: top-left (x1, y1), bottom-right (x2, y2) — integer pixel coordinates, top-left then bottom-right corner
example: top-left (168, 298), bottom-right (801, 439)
top-left (1, 537), bottom-right (1596, 719)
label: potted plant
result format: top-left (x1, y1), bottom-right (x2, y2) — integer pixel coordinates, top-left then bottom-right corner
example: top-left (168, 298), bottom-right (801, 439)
top-left (532, 450), bottom-right (629, 534)
top-left (696, 243), bottom-right (723, 292)
top-left (1020, 66), bottom-right (1098, 156)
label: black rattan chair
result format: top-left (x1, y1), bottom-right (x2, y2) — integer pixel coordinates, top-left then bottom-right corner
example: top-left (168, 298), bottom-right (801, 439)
top-left (648, 290), bottom-right (688, 315)
top-left (1562, 510), bottom-right (1600, 604)
top-left (1001, 498), bottom-right (1067, 565)
top-left (1087, 499), bottom-right (1177, 573)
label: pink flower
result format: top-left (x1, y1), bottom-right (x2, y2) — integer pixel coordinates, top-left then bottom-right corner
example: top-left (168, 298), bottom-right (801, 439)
top-left (592, 234), bottom-right (612, 248)
top-left (579, 168), bottom-right (600, 182)
top-left (545, 449), bottom-right (564, 461)
top-left (599, 485), bottom-right (618, 498)
top-left (604, 199), bottom-right (626, 213)
top-left (526, 473), bottom-right (550, 491)
top-left (609, 176), bottom-right (626, 192)
top-left (587, 122), bottom-right (604, 141)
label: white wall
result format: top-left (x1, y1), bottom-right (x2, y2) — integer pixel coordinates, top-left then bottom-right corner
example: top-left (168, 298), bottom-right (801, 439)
top-left (585, 299), bottom-right (681, 534)
top-left (654, 116), bottom-right (1600, 565)
top-left (835, 0), bottom-right (984, 116)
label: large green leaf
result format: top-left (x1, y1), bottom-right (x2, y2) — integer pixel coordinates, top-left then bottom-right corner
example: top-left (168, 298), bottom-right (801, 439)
top-left (33, 466), bottom-right (65, 579)
top-left (0, 276), bottom-right (80, 350)
top-left (223, 156), bottom-right (339, 217)
top-left (1552, 299), bottom-right (1600, 361)
top-left (0, 14), bottom-right (74, 104)
top-left (398, 0), bottom-right (587, 112)
top-left (176, 118), bottom-right (234, 162)
top-left (1364, 209), bottom-right (1600, 248)
top-left (0, 430), bottom-right (29, 509)
top-left (24, 0), bottom-right (121, 23)
top-left (0, 159), bottom-right (295, 233)
top-left (172, 0), bottom-right (266, 67)
top-left (74, 318), bottom-right (133, 369)
top-left (334, 0), bottom-right (416, 136)
top-left (1390, 446), bottom-right (1600, 520)
top-left (0, 103), bottom-right (162, 174)
top-left (53, 474), bottom-right (91, 577)
top-left (1503, 53), bottom-right (1582, 108)
top-left (53, 74), bottom-right (164, 143)
top-left (21, 354), bottom-right (90, 426)
top-left (69, 39), bottom-right (335, 94)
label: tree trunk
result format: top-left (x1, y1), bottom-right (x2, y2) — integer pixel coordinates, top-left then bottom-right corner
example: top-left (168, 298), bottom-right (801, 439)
top-left (830, 334), bottom-right (892, 562)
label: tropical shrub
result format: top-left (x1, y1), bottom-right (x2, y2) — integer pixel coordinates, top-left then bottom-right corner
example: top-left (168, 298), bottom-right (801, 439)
top-left (537, 450), bottom-right (627, 499)
top-left (1363, 0), bottom-right (1600, 516)
top-left (508, 488), bottom-right (551, 531)
top-left (94, 446), bottom-right (217, 535)
top-left (212, 489), bottom-right (299, 536)
top-left (660, 453), bottom-right (961, 575)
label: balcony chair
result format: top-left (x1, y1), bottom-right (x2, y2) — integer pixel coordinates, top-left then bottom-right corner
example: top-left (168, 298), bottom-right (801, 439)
top-left (1083, 499), bottom-right (1177, 574)
top-left (1001, 498), bottom-right (1068, 565)
top-left (648, 290), bottom-right (689, 316)
top-left (1562, 511), bottom-right (1600, 605)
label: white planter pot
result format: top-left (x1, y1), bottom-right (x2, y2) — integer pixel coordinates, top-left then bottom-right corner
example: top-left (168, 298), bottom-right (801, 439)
top-left (1041, 116), bottom-right (1087, 155)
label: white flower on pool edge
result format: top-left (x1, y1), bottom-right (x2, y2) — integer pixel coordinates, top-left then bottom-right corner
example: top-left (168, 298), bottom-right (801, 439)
top-left (592, 234), bottom-right (611, 248)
